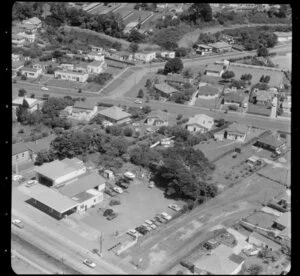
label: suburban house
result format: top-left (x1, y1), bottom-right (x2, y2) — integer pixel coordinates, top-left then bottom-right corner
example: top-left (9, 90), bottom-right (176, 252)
top-left (70, 100), bottom-right (98, 121)
top-left (73, 62), bottom-right (88, 73)
top-left (208, 41), bottom-right (232, 53)
top-left (98, 106), bottom-right (132, 124)
top-left (17, 32), bottom-right (36, 43)
top-left (124, 22), bottom-right (139, 34)
top-left (22, 17), bottom-right (42, 28)
top-left (223, 92), bottom-right (247, 107)
top-left (228, 63), bottom-right (284, 88)
top-left (32, 61), bottom-right (57, 72)
top-left (112, 51), bottom-right (133, 61)
top-left (54, 70), bottom-right (89, 82)
top-left (154, 83), bottom-right (179, 98)
top-left (134, 51), bottom-right (157, 62)
top-left (159, 51), bottom-right (176, 59)
top-left (12, 97), bottom-right (42, 113)
top-left (205, 63), bottom-right (226, 77)
top-left (214, 123), bottom-right (248, 143)
top-left (35, 158), bottom-right (86, 187)
top-left (12, 34), bottom-right (25, 47)
top-left (85, 52), bottom-right (105, 62)
top-left (253, 133), bottom-right (287, 153)
top-left (193, 244), bottom-right (245, 275)
top-left (232, 44), bottom-right (245, 52)
top-left (195, 44), bottom-right (213, 55)
top-left (12, 54), bottom-right (20, 62)
top-left (282, 98), bottom-right (291, 114)
top-left (274, 32), bottom-right (292, 42)
top-left (87, 60), bottom-right (106, 74)
top-left (12, 143), bottom-right (31, 165)
top-left (12, 61), bottom-right (24, 77)
top-left (59, 63), bottom-right (75, 71)
top-left (221, 34), bottom-right (235, 44)
top-left (186, 114), bottom-right (214, 133)
top-left (21, 67), bottom-right (42, 79)
top-left (90, 45), bottom-right (103, 53)
top-left (247, 232), bottom-right (281, 251)
top-left (145, 110), bottom-right (170, 126)
top-left (165, 74), bottom-right (191, 86)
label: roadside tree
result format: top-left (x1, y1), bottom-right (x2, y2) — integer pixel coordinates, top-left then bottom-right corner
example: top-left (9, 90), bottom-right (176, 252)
top-left (18, 89), bottom-right (27, 97)
top-left (221, 71), bottom-right (235, 82)
top-left (164, 57), bottom-right (184, 74)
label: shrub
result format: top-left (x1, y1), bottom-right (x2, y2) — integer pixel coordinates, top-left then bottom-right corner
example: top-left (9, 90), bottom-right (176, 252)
top-left (176, 114), bottom-right (183, 120)
top-left (109, 199), bottom-right (121, 206)
top-left (228, 104), bottom-right (238, 111)
top-left (42, 132), bottom-right (49, 137)
top-left (18, 128), bottom-right (24, 134)
top-left (21, 75), bottom-right (27, 81)
top-left (123, 127), bottom-right (133, 137)
top-left (103, 209), bottom-right (114, 217)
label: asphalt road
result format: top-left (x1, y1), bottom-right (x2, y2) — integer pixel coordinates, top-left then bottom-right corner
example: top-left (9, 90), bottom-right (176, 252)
top-left (99, 97), bottom-right (291, 133)
top-left (12, 208), bottom-right (127, 275)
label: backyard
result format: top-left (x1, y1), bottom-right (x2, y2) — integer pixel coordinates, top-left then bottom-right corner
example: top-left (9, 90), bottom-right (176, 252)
top-left (244, 211), bottom-right (277, 229)
top-left (44, 79), bottom-right (85, 90)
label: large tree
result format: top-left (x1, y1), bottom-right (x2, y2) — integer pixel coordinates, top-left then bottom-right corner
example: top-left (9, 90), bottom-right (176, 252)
top-left (182, 3), bottom-right (212, 24)
top-left (129, 42), bottom-right (139, 53)
top-left (221, 71), bottom-right (235, 81)
top-left (164, 57), bottom-right (184, 74)
top-left (257, 46), bottom-right (269, 57)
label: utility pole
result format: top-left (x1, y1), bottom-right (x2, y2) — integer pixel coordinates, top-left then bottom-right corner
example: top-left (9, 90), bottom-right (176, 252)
top-left (99, 232), bottom-right (103, 257)
top-left (61, 257), bottom-right (64, 274)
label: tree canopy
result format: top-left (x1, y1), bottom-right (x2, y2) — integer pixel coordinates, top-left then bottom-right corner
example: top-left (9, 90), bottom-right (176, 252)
top-left (164, 57), bottom-right (184, 74)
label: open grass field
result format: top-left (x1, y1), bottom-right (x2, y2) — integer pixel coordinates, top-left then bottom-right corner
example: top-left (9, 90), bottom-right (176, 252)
top-left (113, 3), bottom-right (135, 19)
top-left (247, 103), bottom-right (271, 116)
top-left (194, 97), bottom-right (220, 109)
top-left (44, 79), bottom-right (85, 90)
top-left (245, 211), bottom-right (277, 229)
top-left (105, 66), bottom-right (123, 76)
top-left (81, 82), bottom-right (103, 93)
top-left (123, 10), bottom-right (152, 26)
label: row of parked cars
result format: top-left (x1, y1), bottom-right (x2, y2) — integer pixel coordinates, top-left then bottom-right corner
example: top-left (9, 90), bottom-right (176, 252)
top-left (126, 203), bottom-right (182, 238)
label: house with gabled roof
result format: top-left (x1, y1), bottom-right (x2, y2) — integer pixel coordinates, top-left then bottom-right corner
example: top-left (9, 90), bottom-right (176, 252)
top-left (165, 74), bottom-right (191, 86)
top-left (12, 143), bottom-right (31, 165)
top-left (12, 97), bottom-right (42, 113)
top-left (214, 122), bottom-right (249, 142)
top-left (98, 106), bottom-right (131, 124)
top-left (208, 41), bottom-right (232, 53)
top-left (145, 110), bottom-right (170, 126)
top-left (205, 63), bottom-right (226, 77)
top-left (253, 133), bottom-right (287, 153)
top-left (186, 114), bottom-right (214, 133)
top-left (21, 67), bottom-right (42, 78)
top-left (87, 60), bottom-right (106, 74)
top-left (70, 100), bottom-right (98, 121)
top-left (223, 91), bottom-right (247, 107)
top-left (154, 83), bottom-right (179, 98)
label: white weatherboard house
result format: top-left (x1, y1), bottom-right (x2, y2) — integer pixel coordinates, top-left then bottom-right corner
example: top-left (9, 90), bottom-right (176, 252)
top-left (54, 70), bottom-right (89, 82)
top-left (186, 114), bottom-right (214, 133)
top-left (87, 60), bottom-right (106, 74)
top-left (21, 67), bottom-right (42, 78)
top-left (134, 51), bottom-right (156, 62)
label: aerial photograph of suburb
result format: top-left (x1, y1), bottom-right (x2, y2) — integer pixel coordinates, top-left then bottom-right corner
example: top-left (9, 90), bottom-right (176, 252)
top-left (11, 2), bottom-right (291, 275)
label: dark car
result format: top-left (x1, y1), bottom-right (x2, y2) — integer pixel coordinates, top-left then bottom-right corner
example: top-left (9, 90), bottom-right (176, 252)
top-left (135, 226), bottom-right (149, 235)
top-left (155, 215), bottom-right (166, 223)
top-left (106, 213), bottom-right (117, 220)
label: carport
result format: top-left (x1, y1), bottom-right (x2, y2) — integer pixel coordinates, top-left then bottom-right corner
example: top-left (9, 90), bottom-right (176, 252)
top-left (27, 184), bottom-right (78, 219)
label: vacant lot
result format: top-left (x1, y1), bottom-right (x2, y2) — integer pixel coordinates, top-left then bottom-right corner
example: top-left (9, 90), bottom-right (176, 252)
top-left (245, 211), bottom-right (277, 229)
top-left (194, 97), bottom-right (221, 109)
top-left (81, 82), bottom-right (103, 93)
top-left (44, 79), bottom-right (85, 90)
top-left (123, 10), bottom-right (152, 26)
top-left (105, 66), bottom-right (123, 76)
top-left (81, 179), bottom-right (181, 251)
top-left (113, 3), bottom-right (135, 19)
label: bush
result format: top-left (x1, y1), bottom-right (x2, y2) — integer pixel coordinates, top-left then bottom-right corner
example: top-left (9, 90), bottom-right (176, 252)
top-left (280, 133), bottom-right (287, 139)
top-left (103, 209), bottom-right (114, 217)
top-left (176, 114), bottom-right (183, 120)
top-left (109, 199), bottom-right (121, 206)
top-left (42, 132), bottom-right (49, 137)
top-left (18, 128), bottom-right (24, 134)
top-left (228, 104), bottom-right (238, 111)
top-left (123, 127), bottom-right (133, 137)
top-left (21, 75), bottom-right (27, 81)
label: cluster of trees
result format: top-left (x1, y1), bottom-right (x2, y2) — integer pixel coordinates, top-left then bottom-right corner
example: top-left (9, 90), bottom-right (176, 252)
top-left (240, 74), bottom-right (253, 82)
top-left (133, 3), bottom-right (157, 11)
top-left (164, 57), bottom-right (184, 74)
top-left (196, 32), bottom-right (223, 45)
top-left (151, 27), bottom-right (180, 50)
top-left (259, 75), bottom-right (271, 83)
top-left (180, 4), bottom-right (213, 24)
top-left (214, 10), bottom-right (246, 25)
top-left (221, 71), bottom-right (235, 81)
top-left (127, 29), bottom-right (146, 43)
top-left (155, 14), bottom-right (181, 29)
top-left (16, 93), bottom-right (73, 130)
top-left (87, 73), bottom-right (113, 85)
top-left (169, 82), bottom-right (196, 104)
top-left (221, 27), bottom-right (278, 51)
top-left (257, 46), bottom-right (269, 57)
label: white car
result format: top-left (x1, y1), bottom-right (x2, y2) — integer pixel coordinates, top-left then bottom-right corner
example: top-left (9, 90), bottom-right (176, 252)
top-left (112, 187), bottom-right (123, 194)
top-left (83, 259), bottom-right (96, 268)
top-left (134, 99), bottom-right (142, 104)
top-left (12, 219), bottom-right (24, 229)
top-left (127, 229), bottom-right (140, 238)
top-left (12, 174), bottom-right (22, 181)
top-left (148, 182), bottom-right (154, 188)
top-left (144, 219), bottom-right (154, 226)
top-left (26, 180), bottom-right (38, 187)
top-left (161, 212), bottom-right (172, 220)
top-left (124, 172), bottom-right (135, 179)
top-left (142, 223), bottom-right (152, 231)
top-left (41, 86), bottom-right (49, 91)
top-left (168, 204), bottom-right (181, 212)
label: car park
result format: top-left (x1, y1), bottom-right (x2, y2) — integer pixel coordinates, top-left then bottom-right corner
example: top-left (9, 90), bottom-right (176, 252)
top-left (168, 203), bottom-right (181, 212)
top-left (83, 259), bottom-right (96, 268)
top-left (161, 212), bottom-right (172, 220)
top-left (12, 219), bottom-right (24, 229)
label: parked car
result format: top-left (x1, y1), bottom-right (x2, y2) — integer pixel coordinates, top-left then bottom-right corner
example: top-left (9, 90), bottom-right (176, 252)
top-left (134, 99), bottom-right (142, 104)
top-left (124, 172), bottom-right (135, 179)
top-left (155, 214), bottom-right (167, 223)
top-left (135, 225), bottom-right (149, 235)
top-left (142, 223), bottom-right (152, 231)
top-left (127, 229), bottom-right (139, 238)
top-left (12, 174), bottom-right (22, 181)
top-left (144, 219), bottom-right (154, 226)
top-left (83, 259), bottom-right (96, 268)
top-left (41, 86), bottom-right (49, 91)
top-left (26, 180), bottom-right (38, 187)
top-left (12, 219), bottom-right (24, 229)
top-left (161, 212), bottom-right (172, 220)
top-left (112, 187), bottom-right (123, 194)
top-left (168, 204), bottom-right (181, 212)
top-left (151, 218), bottom-right (161, 226)
top-left (104, 189), bottom-right (116, 197)
top-left (148, 181), bottom-right (154, 188)
top-left (106, 213), bottom-right (117, 220)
